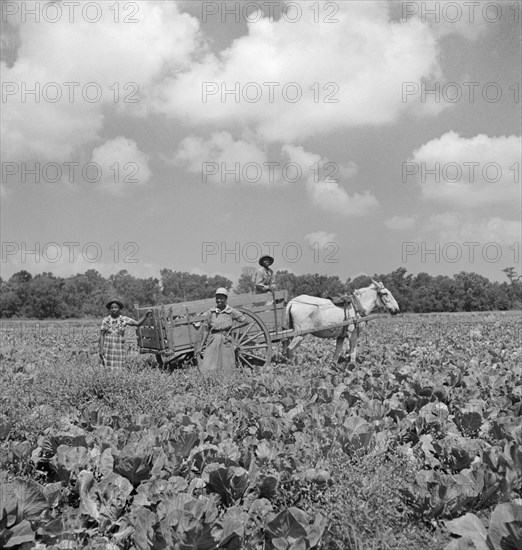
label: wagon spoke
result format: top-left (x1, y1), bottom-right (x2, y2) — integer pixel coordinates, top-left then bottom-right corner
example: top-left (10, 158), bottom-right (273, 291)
top-left (238, 355), bottom-right (255, 369)
top-left (237, 342), bottom-right (269, 351)
top-left (239, 350), bottom-right (266, 362)
top-left (238, 320), bottom-right (256, 334)
top-left (238, 332), bottom-right (262, 346)
top-left (234, 322), bottom-right (255, 343)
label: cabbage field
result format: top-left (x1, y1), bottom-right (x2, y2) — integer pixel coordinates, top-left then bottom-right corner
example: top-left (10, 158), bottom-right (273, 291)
top-left (1, 312), bottom-right (521, 549)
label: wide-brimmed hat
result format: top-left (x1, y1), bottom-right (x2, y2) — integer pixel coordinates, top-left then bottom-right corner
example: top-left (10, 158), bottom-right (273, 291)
top-left (215, 287), bottom-right (229, 297)
top-left (259, 255), bottom-right (274, 266)
top-left (106, 299), bottom-right (124, 309)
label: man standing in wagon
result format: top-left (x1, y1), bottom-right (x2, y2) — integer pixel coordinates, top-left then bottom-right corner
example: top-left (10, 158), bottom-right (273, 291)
top-left (254, 255), bottom-right (276, 294)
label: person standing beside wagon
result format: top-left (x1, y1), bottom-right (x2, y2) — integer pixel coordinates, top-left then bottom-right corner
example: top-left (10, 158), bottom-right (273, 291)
top-left (99, 299), bottom-right (151, 368)
top-left (195, 288), bottom-right (248, 378)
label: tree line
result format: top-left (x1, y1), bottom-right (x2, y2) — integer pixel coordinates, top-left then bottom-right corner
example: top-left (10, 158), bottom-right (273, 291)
top-left (0, 267), bottom-right (520, 319)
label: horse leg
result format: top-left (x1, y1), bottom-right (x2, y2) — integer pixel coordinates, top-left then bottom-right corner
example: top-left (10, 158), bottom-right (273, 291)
top-left (281, 340), bottom-right (289, 358)
top-left (286, 335), bottom-right (305, 359)
top-left (332, 336), bottom-right (345, 362)
top-left (348, 327), bottom-right (359, 363)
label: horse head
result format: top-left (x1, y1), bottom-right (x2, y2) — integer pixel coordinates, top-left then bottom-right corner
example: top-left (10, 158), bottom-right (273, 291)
top-left (370, 279), bottom-right (400, 315)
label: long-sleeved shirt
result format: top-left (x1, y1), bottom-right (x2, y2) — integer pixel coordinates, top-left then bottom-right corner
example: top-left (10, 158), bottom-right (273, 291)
top-left (203, 305), bottom-right (245, 331)
top-left (254, 266), bottom-right (274, 293)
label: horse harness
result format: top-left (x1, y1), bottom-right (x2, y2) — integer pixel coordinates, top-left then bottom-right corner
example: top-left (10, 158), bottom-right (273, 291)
top-left (293, 293), bottom-right (366, 336)
top-left (328, 293), bottom-right (366, 336)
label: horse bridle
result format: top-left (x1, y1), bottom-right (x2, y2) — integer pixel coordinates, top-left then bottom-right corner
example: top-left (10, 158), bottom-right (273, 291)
top-left (375, 287), bottom-right (393, 312)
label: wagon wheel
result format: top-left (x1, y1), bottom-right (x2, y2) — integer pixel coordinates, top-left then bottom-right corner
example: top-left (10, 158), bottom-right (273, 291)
top-left (233, 309), bottom-right (272, 368)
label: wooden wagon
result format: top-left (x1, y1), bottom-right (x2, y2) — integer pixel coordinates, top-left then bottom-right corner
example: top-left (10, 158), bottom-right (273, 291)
top-left (134, 291), bottom-right (289, 369)
top-left (135, 290), bottom-right (387, 368)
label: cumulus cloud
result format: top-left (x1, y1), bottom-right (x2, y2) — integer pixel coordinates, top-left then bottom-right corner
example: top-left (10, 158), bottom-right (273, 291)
top-left (306, 177), bottom-right (379, 217)
top-left (3, 0), bottom-right (481, 162)
top-left (399, 0), bottom-right (494, 41)
top-left (385, 216), bottom-right (417, 230)
top-left (91, 137), bottom-right (152, 194)
top-left (173, 131), bottom-right (271, 184)
top-left (1, 1), bottom-right (201, 160)
top-left (3, 0), bottom-right (495, 167)
top-left (304, 231), bottom-right (338, 248)
top-left (407, 132), bottom-right (521, 209)
top-left (339, 162), bottom-right (358, 180)
top-left (173, 134), bottom-right (376, 214)
top-left (173, 132), bottom-right (361, 195)
top-left (427, 213), bottom-right (522, 245)
top-left (149, 0), bottom-right (446, 142)
top-left (283, 145), bottom-right (379, 217)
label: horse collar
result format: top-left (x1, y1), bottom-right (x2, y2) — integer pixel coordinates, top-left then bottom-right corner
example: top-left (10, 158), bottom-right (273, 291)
top-left (351, 291), bottom-right (365, 317)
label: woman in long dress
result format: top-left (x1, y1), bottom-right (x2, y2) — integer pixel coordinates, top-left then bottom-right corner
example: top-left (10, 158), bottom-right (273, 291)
top-left (99, 299), bottom-right (151, 368)
top-left (196, 288), bottom-right (247, 378)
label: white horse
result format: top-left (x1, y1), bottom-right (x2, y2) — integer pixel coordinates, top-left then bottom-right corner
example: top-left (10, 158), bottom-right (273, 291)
top-left (285, 280), bottom-right (399, 363)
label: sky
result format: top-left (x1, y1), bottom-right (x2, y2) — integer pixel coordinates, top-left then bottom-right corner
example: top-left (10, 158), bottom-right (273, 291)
top-left (1, 0), bottom-right (521, 285)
